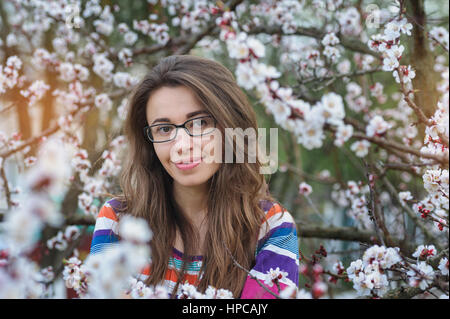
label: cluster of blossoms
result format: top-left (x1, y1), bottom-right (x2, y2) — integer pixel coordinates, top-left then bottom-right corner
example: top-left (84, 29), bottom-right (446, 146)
top-left (331, 181), bottom-right (373, 228)
top-left (58, 62), bottom-right (90, 83)
top-left (346, 245), bottom-right (402, 296)
top-left (369, 17), bottom-right (415, 83)
top-left (215, 4), bottom-right (388, 158)
top-left (3, 139), bottom-right (69, 251)
top-left (126, 279), bottom-right (169, 299)
top-left (421, 79), bottom-right (449, 161)
top-left (113, 72), bottom-right (139, 90)
top-left (19, 80), bottom-right (50, 106)
top-left (177, 283), bottom-right (234, 299)
top-left (369, 82), bottom-right (388, 105)
top-left (0, 138), bottom-right (72, 298)
top-left (321, 32), bottom-right (341, 62)
top-left (344, 81), bottom-right (371, 113)
top-left (92, 53), bottom-right (115, 83)
top-left (47, 226), bottom-right (81, 251)
top-left (132, 20), bottom-right (170, 46)
top-left (0, 131), bottom-right (27, 164)
top-left (52, 80), bottom-right (96, 115)
top-left (63, 215), bottom-right (152, 298)
top-left (247, 0), bottom-right (303, 35)
top-left (171, 0), bottom-right (214, 35)
top-left (62, 256), bottom-right (89, 295)
top-left (411, 168), bottom-right (449, 232)
top-left (76, 135), bottom-right (126, 216)
top-left (298, 247), bottom-right (329, 299)
top-left (0, 252), bottom-right (53, 298)
top-left (382, 94), bottom-right (419, 148)
top-left (0, 56), bottom-right (23, 94)
top-left (408, 53), bottom-right (449, 233)
top-left (93, 4), bottom-right (116, 36)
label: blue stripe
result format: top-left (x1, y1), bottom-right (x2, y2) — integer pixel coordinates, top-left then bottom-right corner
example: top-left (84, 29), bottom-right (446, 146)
top-left (257, 224), bottom-right (296, 250)
top-left (90, 233), bottom-right (119, 248)
top-left (263, 237), bottom-right (299, 257)
top-left (90, 242), bottom-right (119, 254)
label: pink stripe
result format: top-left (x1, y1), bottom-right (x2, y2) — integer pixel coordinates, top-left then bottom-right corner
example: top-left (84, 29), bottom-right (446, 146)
top-left (240, 276), bottom-right (289, 299)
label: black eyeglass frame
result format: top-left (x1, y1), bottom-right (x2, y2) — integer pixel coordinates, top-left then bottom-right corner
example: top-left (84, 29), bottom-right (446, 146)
top-left (143, 115), bottom-right (217, 143)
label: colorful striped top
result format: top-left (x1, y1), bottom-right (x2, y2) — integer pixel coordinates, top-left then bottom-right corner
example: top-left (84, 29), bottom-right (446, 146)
top-left (90, 198), bottom-right (300, 298)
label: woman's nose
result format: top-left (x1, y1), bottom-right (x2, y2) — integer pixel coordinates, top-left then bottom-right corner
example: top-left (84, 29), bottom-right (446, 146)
top-left (170, 128), bottom-right (202, 160)
top-left (173, 127), bottom-right (192, 147)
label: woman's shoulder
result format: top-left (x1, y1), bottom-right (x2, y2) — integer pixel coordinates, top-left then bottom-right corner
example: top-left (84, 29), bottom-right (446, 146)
top-left (257, 199), bottom-right (297, 243)
top-left (97, 197), bottom-right (127, 222)
top-left (255, 199), bottom-right (299, 260)
top-left (258, 199), bottom-right (296, 227)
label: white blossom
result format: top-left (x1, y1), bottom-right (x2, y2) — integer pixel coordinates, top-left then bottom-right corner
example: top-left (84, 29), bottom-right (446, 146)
top-left (118, 215), bottom-right (153, 244)
top-left (438, 258), bottom-right (449, 276)
top-left (264, 267), bottom-right (289, 287)
top-left (407, 261), bottom-right (435, 290)
top-left (350, 140), bottom-right (370, 157)
top-left (298, 182), bottom-right (313, 196)
top-left (412, 245), bottom-right (437, 259)
top-left (366, 115), bottom-right (392, 137)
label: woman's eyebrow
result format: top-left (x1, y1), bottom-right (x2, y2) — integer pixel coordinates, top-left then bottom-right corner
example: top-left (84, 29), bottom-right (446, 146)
top-left (151, 110), bottom-right (210, 125)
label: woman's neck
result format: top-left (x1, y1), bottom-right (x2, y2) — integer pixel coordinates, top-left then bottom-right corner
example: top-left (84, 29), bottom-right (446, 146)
top-left (172, 181), bottom-right (209, 227)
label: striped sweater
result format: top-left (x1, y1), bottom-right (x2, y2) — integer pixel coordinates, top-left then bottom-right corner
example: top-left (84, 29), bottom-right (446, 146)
top-left (90, 198), bottom-right (300, 298)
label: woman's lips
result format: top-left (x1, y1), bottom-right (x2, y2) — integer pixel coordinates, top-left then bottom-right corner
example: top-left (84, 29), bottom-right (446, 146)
top-left (173, 158), bottom-right (202, 170)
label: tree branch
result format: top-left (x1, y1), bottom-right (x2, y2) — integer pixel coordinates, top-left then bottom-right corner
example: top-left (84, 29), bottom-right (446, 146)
top-left (247, 25), bottom-right (381, 59)
top-left (296, 223), bottom-right (415, 255)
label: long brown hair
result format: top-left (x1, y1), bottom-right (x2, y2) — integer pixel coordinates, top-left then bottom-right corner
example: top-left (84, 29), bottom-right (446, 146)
top-left (115, 54), bottom-right (276, 297)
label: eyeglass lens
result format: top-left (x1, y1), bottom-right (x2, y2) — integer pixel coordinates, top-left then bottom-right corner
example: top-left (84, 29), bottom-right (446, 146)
top-left (148, 116), bottom-right (216, 142)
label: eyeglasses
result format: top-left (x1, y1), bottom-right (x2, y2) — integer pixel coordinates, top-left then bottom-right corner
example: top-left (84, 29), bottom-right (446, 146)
top-left (144, 115), bottom-right (217, 143)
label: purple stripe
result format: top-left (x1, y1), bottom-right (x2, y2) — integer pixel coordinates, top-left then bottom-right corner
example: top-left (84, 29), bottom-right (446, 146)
top-left (107, 198), bottom-right (127, 214)
top-left (252, 249), bottom-right (298, 284)
top-left (257, 222), bottom-right (295, 247)
top-left (172, 247), bottom-right (203, 261)
top-left (258, 199), bottom-right (274, 212)
top-left (93, 229), bottom-right (118, 237)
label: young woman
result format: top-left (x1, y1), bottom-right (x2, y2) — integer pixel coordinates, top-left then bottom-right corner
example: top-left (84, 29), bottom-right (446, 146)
top-left (90, 55), bottom-right (300, 298)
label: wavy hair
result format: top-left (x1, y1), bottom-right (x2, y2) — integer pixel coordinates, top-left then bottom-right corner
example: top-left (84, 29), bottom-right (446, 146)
top-left (115, 55), bottom-right (276, 297)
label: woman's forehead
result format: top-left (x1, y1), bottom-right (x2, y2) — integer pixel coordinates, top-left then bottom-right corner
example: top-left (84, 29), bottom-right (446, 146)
top-left (146, 86), bottom-right (206, 123)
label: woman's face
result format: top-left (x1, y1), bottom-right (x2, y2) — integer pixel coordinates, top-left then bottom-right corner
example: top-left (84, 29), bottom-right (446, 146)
top-left (146, 86), bottom-right (222, 187)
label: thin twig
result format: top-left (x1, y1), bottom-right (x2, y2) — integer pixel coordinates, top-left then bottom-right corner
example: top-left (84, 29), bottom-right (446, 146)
top-left (0, 162), bottom-right (12, 209)
top-left (222, 243), bottom-right (281, 299)
top-left (363, 160), bottom-right (387, 247)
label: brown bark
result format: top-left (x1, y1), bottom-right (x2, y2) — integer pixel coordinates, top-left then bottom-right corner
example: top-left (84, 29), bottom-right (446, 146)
top-left (406, 0), bottom-right (440, 118)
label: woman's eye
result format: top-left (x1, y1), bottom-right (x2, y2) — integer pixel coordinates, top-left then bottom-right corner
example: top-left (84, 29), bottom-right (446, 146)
top-left (193, 120), bottom-right (205, 127)
top-left (158, 126), bottom-right (173, 134)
